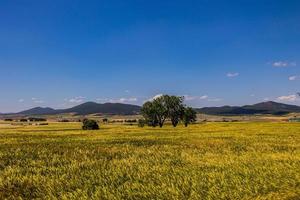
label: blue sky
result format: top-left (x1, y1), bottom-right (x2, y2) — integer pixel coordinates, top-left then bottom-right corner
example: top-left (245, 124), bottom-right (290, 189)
top-left (0, 0), bottom-right (300, 112)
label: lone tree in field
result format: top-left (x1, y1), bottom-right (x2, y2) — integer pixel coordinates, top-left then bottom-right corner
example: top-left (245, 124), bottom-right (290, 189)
top-left (152, 96), bottom-right (169, 127)
top-left (141, 95), bottom-right (193, 127)
top-left (164, 95), bottom-right (185, 127)
top-left (141, 101), bottom-right (160, 127)
top-left (182, 107), bottom-right (197, 127)
top-left (82, 119), bottom-right (99, 130)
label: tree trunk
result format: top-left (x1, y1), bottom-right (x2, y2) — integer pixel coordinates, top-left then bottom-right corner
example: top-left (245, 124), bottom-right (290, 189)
top-left (172, 121), bottom-right (178, 127)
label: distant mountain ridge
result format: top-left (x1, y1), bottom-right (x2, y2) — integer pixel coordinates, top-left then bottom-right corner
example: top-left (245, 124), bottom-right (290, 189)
top-left (19, 107), bottom-right (57, 115)
top-left (59, 102), bottom-right (141, 115)
top-left (16, 102), bottom-right (141, 116)
top-left (2, 101), bottom-right (300, 116)
top-left (197, 101), bottom-right (300, 115)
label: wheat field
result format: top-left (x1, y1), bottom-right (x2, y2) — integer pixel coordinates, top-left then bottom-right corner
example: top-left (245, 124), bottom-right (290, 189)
top-left (0, 122), bottom-right (299, 199)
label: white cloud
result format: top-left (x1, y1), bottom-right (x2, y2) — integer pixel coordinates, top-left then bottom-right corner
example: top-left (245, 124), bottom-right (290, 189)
top-left (277, 94), bottom-right (297, 102)
top-left (289, 76), bottom-right (299, 81)
top-left (96, 98), bottom-right (109, 103)
top-left (184, 95), bottom-right (208, 101)
top-left (184, 95), bottom-right (197, 101)
top-left (119, 97), bottom-right (137, 103)
top-left (226, 72), bottom-right (239, 77)
top-left (68, 96), bottom-right (86, 103)
top-left (147, 94), bottom-right (163, 101)
top-left (263, 98), bottom-right (270, 101)
top-left (31, 98), bottom-right (44, 104)
top-left (272, 61), bottom-right (296, 68)
top-left (199, 95), bottom-right (208, 100)
top-left (109, 97), bottom-right (138, 103)
top-left (250, 94), bottom-right (255, 97)
top-left (125, 90), bottom-right (130, 93)
top-left (18, 99), bottom-right (24, 103)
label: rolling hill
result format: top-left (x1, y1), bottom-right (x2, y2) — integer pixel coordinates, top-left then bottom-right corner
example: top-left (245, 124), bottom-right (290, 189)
top-left (59, 102), bottom-right (141, 115)
top-left (15, 102), bottom-right (141, 116)
top-left (197, 101), bottom-right (300, 115)
top-left (18, 107), bottom-right (57, 115)
top-left (2, 101), bottom-right (300, 116)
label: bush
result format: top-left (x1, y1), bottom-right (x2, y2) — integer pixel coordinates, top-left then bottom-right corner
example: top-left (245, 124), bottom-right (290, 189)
top-left (4, 119), bottom-right (13, 121)
top-left (59, 119), bottom-right (70, 122)
top-left (102, 118), bottom-right (108, 123)
top-left (20, 119), bottom-right (28, 122)
top-left (82, 119), bottom-right (99, 130)
top-left (38, 123), bottom-right (49, 126)
top-left (138, 119), bottom-right (146, 127)
top-left (28, 117), bottom-right (47, 122)
top-left (125, 119), bottom-right (137, 123)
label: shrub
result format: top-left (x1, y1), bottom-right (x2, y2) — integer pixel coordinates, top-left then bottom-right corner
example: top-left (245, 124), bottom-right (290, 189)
top-left (82, 119), bottom-right (99, 130)
top-left (125, 119), bottom-right (137, 123)
top-left (103, 118), bottom-right (108, 123)
top-left (38, 123), bottom-right (49, 126)
top-left (138, 119), bottom-right (146, 127)
top-left (59, 119), bottom-right (70, 122)
top-left (4, 119), bottom-right (13, 121)
top-left (28, 117), bottom-right (47, 122)
top-left (20, 119), bottom-right (28, 122)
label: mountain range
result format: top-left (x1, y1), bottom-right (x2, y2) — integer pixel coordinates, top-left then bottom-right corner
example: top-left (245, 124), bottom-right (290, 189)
top-left (196, 101), bottom-right (300, 115)
top-left (17, 102), bottom-right (141, 115)
top-left (1, 101), bottom-right (300, 116)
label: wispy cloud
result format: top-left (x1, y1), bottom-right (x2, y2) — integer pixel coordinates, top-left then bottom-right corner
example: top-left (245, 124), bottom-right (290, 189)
top-left (272, 61), bottom-right (296, 68)
top-left (226, 72), bottom-right (239, 77)
top-left (289, 76), bottom-right (299, 81)
top-left (96, 98), bottom-right (109, 103)
top-left (184, 95), bottom-right (208, 101)
top-left (147, 94), bottom-right (163, 102)
top-left (199, 95), bottom-right (208, 100)
top-left (32, 98), bottom-right (44, 104)
top-left (277, 94), bottom-right (298, 102)
top-left (18, 99), bottom-right (24, 103)
top-left (68, 96), bottom-right (86, 103)
top-left (118, 97), bottom-right (137, 103)
top-left (109, 97), bottom-right (138, 103)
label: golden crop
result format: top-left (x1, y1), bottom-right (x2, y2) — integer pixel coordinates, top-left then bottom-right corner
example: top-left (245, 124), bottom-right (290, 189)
top-left (0, 122), bottom-right (299, 199)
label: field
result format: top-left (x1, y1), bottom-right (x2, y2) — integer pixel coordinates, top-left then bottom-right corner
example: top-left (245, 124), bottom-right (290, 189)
top-left (0, 122), bottom-right (299, 199)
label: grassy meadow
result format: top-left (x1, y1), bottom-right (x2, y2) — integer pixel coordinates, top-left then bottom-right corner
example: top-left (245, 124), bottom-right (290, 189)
top-left (0, 122), bottom-right (299, 199)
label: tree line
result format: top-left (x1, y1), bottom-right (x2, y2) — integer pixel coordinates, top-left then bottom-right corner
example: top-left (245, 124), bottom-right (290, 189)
top-left (141, 95), bottom-right (197, 127)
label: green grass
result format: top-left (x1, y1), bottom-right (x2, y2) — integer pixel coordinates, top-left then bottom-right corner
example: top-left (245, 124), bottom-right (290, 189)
top-left (0, 122), bottom-right (299, 199)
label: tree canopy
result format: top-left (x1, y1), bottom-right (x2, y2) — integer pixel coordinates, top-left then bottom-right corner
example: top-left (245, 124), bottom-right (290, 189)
top-left (141, 95), bottom-right (197, 127)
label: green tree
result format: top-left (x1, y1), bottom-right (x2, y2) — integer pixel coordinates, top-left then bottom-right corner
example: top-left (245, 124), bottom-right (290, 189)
top-left (141, 101), bottom-right (159, 127)
top-left (152, 96), bottom-right (168, 127)
top-left (164, 95), bottom-right (185, 127)
top-left (141, 95), bottom-right (186, 128)
top-left (182, 107), bottom-right (197, 127)
top-left (138, 119), bottom-right (146, 127)
top-left (82, 119), bottom-right (99, 130)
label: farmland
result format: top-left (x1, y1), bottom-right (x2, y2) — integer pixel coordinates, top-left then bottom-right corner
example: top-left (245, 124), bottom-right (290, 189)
top-left (0, 122), bottom-right (299, 199)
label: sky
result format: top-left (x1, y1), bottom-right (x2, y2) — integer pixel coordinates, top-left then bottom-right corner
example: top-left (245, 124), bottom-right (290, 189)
top-left (0, 0), bottom-right (300, 112)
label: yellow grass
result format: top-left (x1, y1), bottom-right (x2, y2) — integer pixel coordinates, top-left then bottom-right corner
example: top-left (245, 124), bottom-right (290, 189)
top-left (0, 122), bottom-right (299, 199)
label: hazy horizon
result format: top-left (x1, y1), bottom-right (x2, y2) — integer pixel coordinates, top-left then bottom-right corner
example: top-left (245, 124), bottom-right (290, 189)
top-left (1, 0), bottom-right (299, 112)
top-left (2, 98), bottom-right (300, 114)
